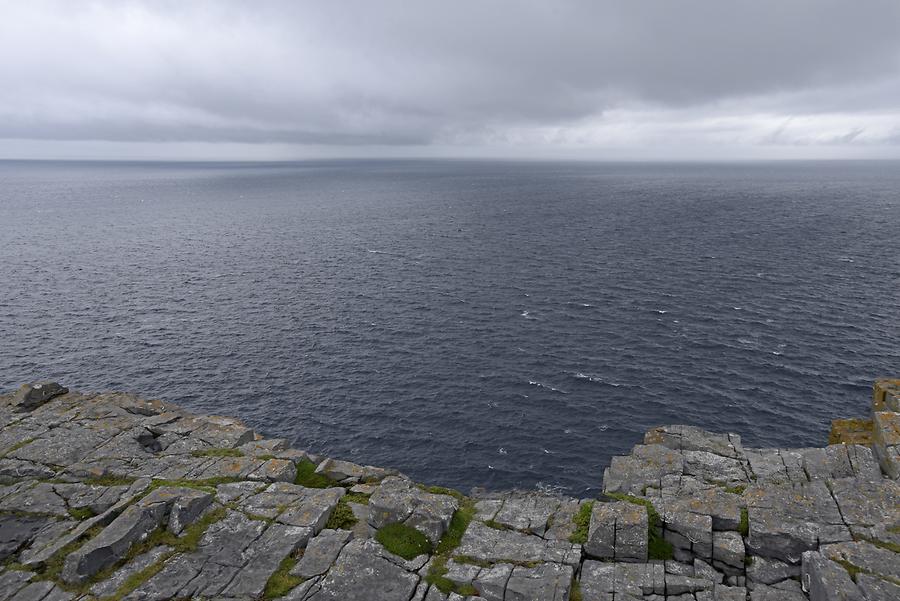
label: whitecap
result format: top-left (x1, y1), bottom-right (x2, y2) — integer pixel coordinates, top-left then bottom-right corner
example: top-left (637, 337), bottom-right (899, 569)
top-left (656, 310), bottom-right (667, 314)
top-left (498, 447), bottom-right (507, 455)
top-left (528, 380), bottom-right (568, 394)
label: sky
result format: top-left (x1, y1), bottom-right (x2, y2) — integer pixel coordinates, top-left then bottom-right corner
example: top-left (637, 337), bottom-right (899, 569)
top-left (2, 1), bottom-right (900, 161)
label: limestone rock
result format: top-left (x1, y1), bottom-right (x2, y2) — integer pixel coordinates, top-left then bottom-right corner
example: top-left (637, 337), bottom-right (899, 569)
top-left (586, 500), bottom-right (648, 562)
top-left (11, 382), bottom-right (68, 412)
top-left (304, 539), bottom-right (419, 601)
top-left (369, 476), bottom-right (458, 543)
top-left (290, 529), bottom-right (352, 579)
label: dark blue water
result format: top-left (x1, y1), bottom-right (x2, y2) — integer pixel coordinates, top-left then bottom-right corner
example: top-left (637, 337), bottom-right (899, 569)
top-left (2, 159), bottom-right (898, 495)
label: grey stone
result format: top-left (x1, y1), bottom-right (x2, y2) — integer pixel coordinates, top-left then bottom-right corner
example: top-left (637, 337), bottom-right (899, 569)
top-left (0, 569), bottom-right (33, 601)
top-left (872, 411), bottom-right (900, 479)
top-left (579, 561), bottom-right (666, 599)
top-left (368, 476), bottom-right (458, 543)
top-left (504, 562), bottom-right (573, 601)
top-left (664, 510), bottom-right (712, 561)
top-left (220, 522), bottom-right (312, 598)
top-left (819, 540), bottom-right (900, 587)
top-left (749, 582), bottom-right (808, 601)
top-left (291, 529), bottom-right (352, 579)
top-left (586, 501), bottom-right (648, 561)
top-left (0, 514), bottom-right (55, 561)
top-left (487, 492), bottom-right (561, 536)
top-left (746, 555), bottom-right (800, 585)
top-left (746, 480), bottom-right (850, 563)
top-left (305, 539), bottom-right (419, 601)
top-left (473, 562), bottom-right (513, 601)
top-left (89, 545), bottom-right (172, 597)
top-left (61, 500), bottom-right (167, 583)
top-left (315, 458), bottom-right (366, 483)
top-left (856, 573), bottom-right (900, 601)
top-left (665, 573), bottom-right (714, 595)
top-left (711, 530), bottom-right (744, 570)
top-left (802, 551), bottom-right (863, 601)
top-left (456, 522), bottom-right (581, 566)
top-left (7, 581), bottom-right (56, 601)
top-left (602, 444), bottom-right (683, 495)
top-left (11, 383), bottom-right (68, 412)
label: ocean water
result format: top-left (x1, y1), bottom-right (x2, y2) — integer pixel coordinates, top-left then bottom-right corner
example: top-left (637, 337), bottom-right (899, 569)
top-left (1, 159), bottom-right (898, 495)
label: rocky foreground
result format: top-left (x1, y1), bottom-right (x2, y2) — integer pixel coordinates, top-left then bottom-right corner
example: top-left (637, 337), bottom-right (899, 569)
top-left (1, 381), bottom-right (898, 601)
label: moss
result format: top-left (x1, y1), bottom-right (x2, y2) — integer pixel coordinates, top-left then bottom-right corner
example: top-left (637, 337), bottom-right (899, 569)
top-left (452, 554), bottom-right (493, 568)
top-left (342, 492), bottom-right (370, 505)
top-left (739, 508), bottom-right (750, 537)
top-left (435, 500), bottom-right (474, 556)
top-left (419, 484), bottom-right (466, 501)
top-left (723, 485), bottom-right (746, 495)
top-left (324, 500), bottom-right (358, 530)
top-left (605, 493), bottom-right (674, 561)
top-left (570, 579), bottom-right (583, 601)
top-left (425, 499), bottom-right (476, 595)
top-left (146, 477), bottom-right (241, 494)
top-left (569, 501), bottom-right (594, 544)
top-left (67, 506), bottom-right (96, 521)
top-left (828, 418), bottom-right (874, 445)
top-left (294, 460), bottom-right (337, 489)
top-left (483, 519), bottom-right (510, 531)
top-left (457, 583), bottom-right (478, 596)
top-left (375, 523), bottom-right (432, 560)
top-left (190, 448), bottom-right (244, 458)
top-left (262, 554), bottom-right (305, 600)
top-left (862, 537), bottom-right (900, 554)
top-left (0, 438), bottom-right (35, 458)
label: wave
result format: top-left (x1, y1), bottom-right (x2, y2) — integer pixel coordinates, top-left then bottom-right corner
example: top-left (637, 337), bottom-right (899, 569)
top-left (528, 380), bottom-right (568, 394)
top-left (572, 372), bottom-right (622, 387)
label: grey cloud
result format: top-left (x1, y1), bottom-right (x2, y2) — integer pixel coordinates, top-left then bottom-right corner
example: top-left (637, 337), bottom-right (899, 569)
top-left (0, 0), bottom-right (899, 152)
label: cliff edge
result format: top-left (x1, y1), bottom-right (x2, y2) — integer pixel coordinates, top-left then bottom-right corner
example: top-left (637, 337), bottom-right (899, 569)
top-left (0, 380), bottom-right (897, 601)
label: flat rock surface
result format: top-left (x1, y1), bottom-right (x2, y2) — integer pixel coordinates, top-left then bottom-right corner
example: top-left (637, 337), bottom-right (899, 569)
top-left (1, 380), bottom-right (898, 600)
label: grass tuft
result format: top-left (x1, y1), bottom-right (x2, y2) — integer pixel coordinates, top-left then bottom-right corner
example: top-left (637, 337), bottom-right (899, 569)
top-left (262, 554), bottom-right (304, 600)
top-left (190, 448), bottom-right (244, 458)
top-left (723, 485), bottom-right (746, 495)
top-left (294, 460), bottom-right (337, 489)
top-left (324, 499), bottom-right (358, 530)
top-left (739, 508), bottom-right (750, 537)
top-left (375, 523), bottom-right (432, 560)
top-left (569, 501), bottom-right (594, 544)
top-left (67, 506), bottom-right (96, 521)
top-left (83, 475), bottom-right (136, 487)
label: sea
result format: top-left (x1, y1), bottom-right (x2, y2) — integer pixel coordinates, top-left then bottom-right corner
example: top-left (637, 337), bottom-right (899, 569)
top-left (1, 159), bottom-right (898, 495)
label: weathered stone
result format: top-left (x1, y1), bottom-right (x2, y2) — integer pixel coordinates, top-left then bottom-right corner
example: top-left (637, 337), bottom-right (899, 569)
top-left (663, 510), bottom-right (712, 561)
top-left (749, 581), bottom-right (808, 601)
top-left (0, 568), bottom-right (34, 600)
top-left (0, 482), bottom-right (68, 516)
top-left (856, 573), bottom-right (900, 601)
top-left (819, 540), bottom-right (900, 587)
top-left (579, 561), bottom-right (666, 599)
top-left (603, 444), bottom-right (683, 495)
top-left (872, 410), bottom-right (900, 479)
top-left (304, 539), bottom-right (419, 601)
top-left (504, 562), bottom-right (573, 601)
top-left (369, 476), bottom-right (458, 543)
top-left (11, 383), bottom-right (68, 412)
top-left (0, 514), bottom-right (55, 560)
top-left (89, 545), bottom-right (172, 597)
top-left (801, 550), bottom-right (864, 601)
top-left (291, 528), bottom-right (352, 579)
top-left (711, 530), bottom-right (744, 571)
top-left (61, 500), bottom-right (167, 583)
top-left (746, 480), bottom-right (850, 563)
top-left (456, 522), bottom-right (581, 567)
top-left (486, 492), bottom-right (561, 536)
top-left (248, 458), bottom-right (296, 482)
top-left (586, 501), bottom-right (648, 562)
top-left (746, 555), bottom-right (800, 585)
top-left (315, 458), bottom-right (366, 483)
top-left (473, 562), bottom-right (513, 600)
top-left (220, 522), bottom-right (312, 598)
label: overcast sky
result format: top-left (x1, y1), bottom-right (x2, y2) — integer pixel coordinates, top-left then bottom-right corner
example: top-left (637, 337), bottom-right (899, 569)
top-left (2, 1), bottom-right (900, 160)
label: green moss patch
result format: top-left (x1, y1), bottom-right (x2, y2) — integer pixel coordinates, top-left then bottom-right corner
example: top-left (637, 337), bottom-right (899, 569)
top-left (67, 507), bottom-right (96, 521)
top-left (569, 501), bottom-right (594, 544)
top-left (294, 460), bottom-right (337, 489)
top-left (263, 554), bottom-right (305, 600)
top-left (739, 508), bottom-right (750, 537)
top-left (190, 448), bottom-right (244, 458)
top-left (324, 499), bottom-right (358, 530)
top-left (375, 523), bottom-right (432, 560)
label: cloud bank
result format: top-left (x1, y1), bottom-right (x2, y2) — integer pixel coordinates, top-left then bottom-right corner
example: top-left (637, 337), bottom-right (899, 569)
top-left (2, 0), bottom-right (899, 159)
